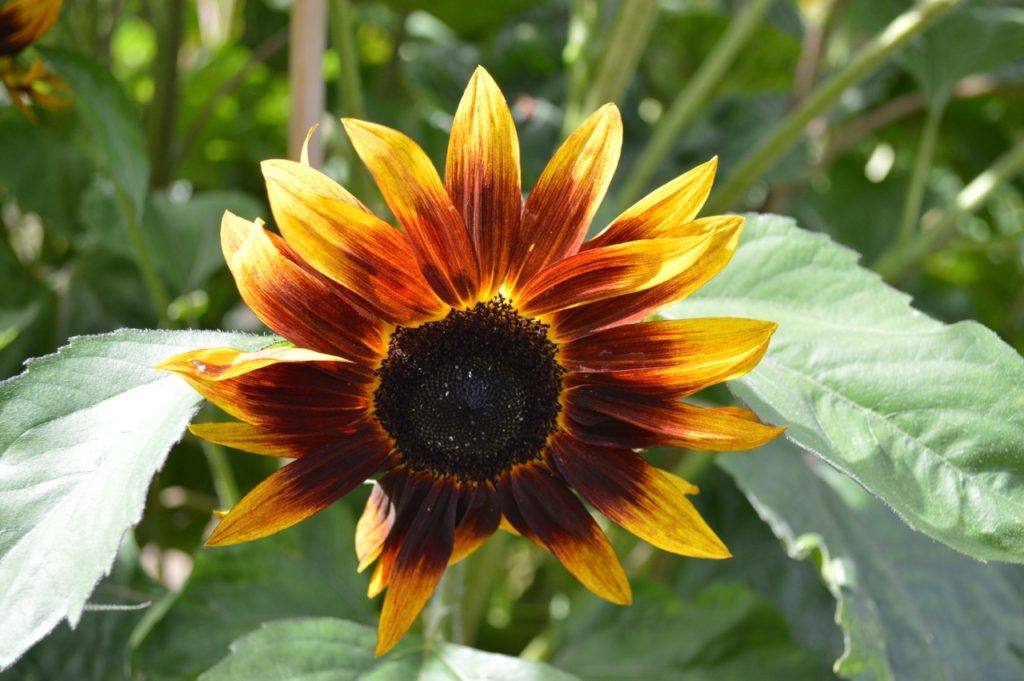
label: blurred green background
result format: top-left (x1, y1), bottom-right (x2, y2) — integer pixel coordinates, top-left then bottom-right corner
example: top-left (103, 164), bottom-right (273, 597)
top-left (2, 0), bottom-right (1023, 679)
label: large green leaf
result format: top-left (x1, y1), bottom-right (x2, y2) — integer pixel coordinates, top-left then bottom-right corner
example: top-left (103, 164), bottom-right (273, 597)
top-left (720, 441), bottom-right (1024, 680)
top-left (669, 213), bottom-right (1024, 562)
top-left (0, 329), bottom-right (267, 670)
top-left (200, 617), bottom-right (577, 681)
top-left (553, 581), bottom-right (833, 680)
top-left (131, 503), bottom-right (377, 681)
top-left (41, 49), bottom-right (149, 217)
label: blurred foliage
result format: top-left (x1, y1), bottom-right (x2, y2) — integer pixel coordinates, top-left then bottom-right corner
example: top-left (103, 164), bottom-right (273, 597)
top-left (1, 0), bottom-right (1023, 679)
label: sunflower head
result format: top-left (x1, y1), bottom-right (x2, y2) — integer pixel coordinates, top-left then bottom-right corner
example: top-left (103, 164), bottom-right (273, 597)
top-left (158, 67), bottom-right (783, 656)
top-left (0, 0), bottom-right (63, 56)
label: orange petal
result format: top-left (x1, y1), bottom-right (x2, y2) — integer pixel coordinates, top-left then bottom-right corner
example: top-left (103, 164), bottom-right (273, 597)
top-left (343, 118), bottom-right (480, 307)
top-left (570, 387), bottom-right (784, 451)
top-left (376, 481), bottom-right (459, 655)
top-left (261, 162), bottom-right (447, 326)
top-left (549, 433), bottom-right (729, 558)
top-left (561, 318), bottom-right (777, 396)
top-left (446, 67), bottom-right (522, 297)
top-left (355, 481), bottom-right (397, 572)
top-left (206, 421), bottom-right (391, 546)
top-left (157, 346), bottom-right (373, 433)
top-left (189, 421), bottom-right (337, 458)
top-left (586, 158), bottom-right (718, 248)
top-left (221, 213), bottom-right (387, 364)
top-left (506, 105), bottom-right (623, 292)
top-left (499, 463), bottom-right (631, 605)
top-left (516, 234), bottom-right (714, 317)
top-left (550, 215), bottom-right (744, 341)
top-left (0, 0), bottom-right (62, 55)
top-left (449, 484), bottom-right (500, 565)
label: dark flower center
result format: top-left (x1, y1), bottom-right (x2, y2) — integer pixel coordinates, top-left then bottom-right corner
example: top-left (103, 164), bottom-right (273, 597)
top-left (373, 296), bottom-right (565, 481)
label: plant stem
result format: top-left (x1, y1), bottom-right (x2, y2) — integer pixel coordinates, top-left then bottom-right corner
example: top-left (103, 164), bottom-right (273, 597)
top-left (566, 0), bottom-right (659, 135)
top-left (619, 0), bottom-right (774, 208)
top-left (875, 134), bottom-right (1024, 281)
top-left (146, 0), bottom-right (185, 189)
top-left (200, 440), bottom-right (240, 508)
top-left (707, 0), bottom-right (962, 213)
top-left (898, 103), bottom-right (944, 245)
top-left (330, 0), bottom-right (374, 200)
top-left (423, 560), bottom-right (467, 648)
top-left (115, 189), bottom-right (171, 327)
top-left (289, 0), bottom-right (327, 165)
top-left (561, 0), bottom-right (600, 138)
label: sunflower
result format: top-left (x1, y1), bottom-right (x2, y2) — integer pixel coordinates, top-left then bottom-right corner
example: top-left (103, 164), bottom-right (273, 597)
top-left (158, 67), bottom-right (783, 655)
top-left (0, 0), bottom-right (68, 121)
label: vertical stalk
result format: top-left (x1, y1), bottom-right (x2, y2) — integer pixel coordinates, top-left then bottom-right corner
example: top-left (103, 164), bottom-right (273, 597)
top-left (578, 0), bottom-right (659, 120)
top-left (146, 0), bottom-right (185, 189)
top-left (115, 189), bottom-right (171, 327)
top-left (898, 103), bottom-right (944, 245)
top-left (562, 0), bottom-right (600, 137)
top-left (875, 134), bottom-right (1024, 281)
top-left (289, 0), bottom-right (327, 165)
top-left (618, 0), bottom-right (774, 207)
top-left (200, 440), bottom-right (240, 507)
top-left (330, 0), bottom-right (374, 200)
top-left (707, 0), bottom-right (962, 213)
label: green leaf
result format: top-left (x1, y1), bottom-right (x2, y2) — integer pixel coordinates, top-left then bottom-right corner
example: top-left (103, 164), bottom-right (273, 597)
top-left (131, 503), bottom-right (377, 681)
top-left (720, 440), bottom-right (1024, 680)
top-left (0, 329), bottom-right (267, 670)
top-left (554, 581), bottom-right (833, 680)
top-left (40, 48), bottom-right (149, 217)
top-left (669, 213), bottom-right (1024, 563)
top-left (200, 617), bottom-right (578, 681)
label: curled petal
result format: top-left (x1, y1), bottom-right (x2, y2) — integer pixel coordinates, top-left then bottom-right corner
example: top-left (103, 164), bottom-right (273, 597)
top-left (550, 216), bottom-right (743, 341)
top-left (499, 463), bottom-right (631, 605)
top-left (261, 162), bottom-right (446, 326)
top-left (343, 118), bottom-right (480, 307)
top-left (586, 158), bottom-right (717, 248)
top-left (516, 234), bottom-right (713, 317)
top-left (507, 105), bottom-right (622, 292)
top-left (156, 346), bottom-right (373, 433)
top-left (355, 481), bottom-right (397, 573)
top-left (206, 420), bottom-right (391, 546)
top-left (561, 318), bottom-right (776, 396)
top-left (569, 387), bottom-right (784, 451)
top-left (548, 433), bottom-right (729, 558)
top-left (221, 212), bottom-right (388, 363)
top-left (446, 66), bottom-right (522, 296)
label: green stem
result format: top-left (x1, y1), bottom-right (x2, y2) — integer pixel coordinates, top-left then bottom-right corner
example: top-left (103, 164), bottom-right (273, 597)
top-left (561, 0), bottom-right (600, 138)
top-left (146, 0), bottom-right (185, 189)
top-left (460, 531), bottom-right (508, 646)
top-left (568, 0), bottom-right (659, 135)
top-left (200, 440), bottom-right (240, 508)
top-left (330, 0), bottom-right (374, 200)
top-left (619, 0), bottom-right (775, 208)
top-left (423, 560), bottom-right (467, 648)
top-left (898, 103), bottom-right (944, 245)
top-left (875, 134), bottom-right (1024, 281)
top-left (115, 189), bottom-right (170, 327)
top-left (707, 0), bottom-right (962, 213)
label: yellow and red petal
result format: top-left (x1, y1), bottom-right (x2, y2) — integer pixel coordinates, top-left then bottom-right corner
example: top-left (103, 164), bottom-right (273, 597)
top-left (446, 66), bottom-right (522, 297)
top-left (561, 318), bottom-right (776, 396)
top-left (188, 421), bottom-right (338, 458)
top-left (206, 420), bottom-right (392, 546)
top-left (506, 105), bottom-right (622, 292)
top-left (376, 480), bottom-right (459, 655)
top-left (0, 0), bottom-right (62, 55)
top-left (549, 216), bottom-right (744, 341)
top-left (343, 118), bottom-right (480, 307)
top-left (570, 387), bottom-right (784, 451)
top-left (156, 347), bottom-right (373, 433)
top-left (586, 158), bottom-right (718, 249)
top-left (449, 484), bottom-right (500, 565)
top-left (221, 213), bottom-right (388, 364)
top-left (548, 433), bottom-right (729, 558)
top-left (355, 480), bottom-right (397, 573)
top-left (516, 234), bottom-right (713, 317)
top-left (260, 162), bottom-right (447, 326)
top-left (499, 463), bottom-right (631, 605)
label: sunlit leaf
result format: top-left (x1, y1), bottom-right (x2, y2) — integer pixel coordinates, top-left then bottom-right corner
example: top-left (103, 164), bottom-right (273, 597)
top-left (0, 330), bottom-right (267, 670)
top-left (199, 617), bottom-right (577, 681)
top-left (670, 213), bottom-right (1024, 562)
top-left (720, 440), bottom-right (1024, 680)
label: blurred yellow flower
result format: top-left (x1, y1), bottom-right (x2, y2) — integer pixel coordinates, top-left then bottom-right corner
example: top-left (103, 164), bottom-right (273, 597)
top-left (0, 0), bottom-right (69, 121)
